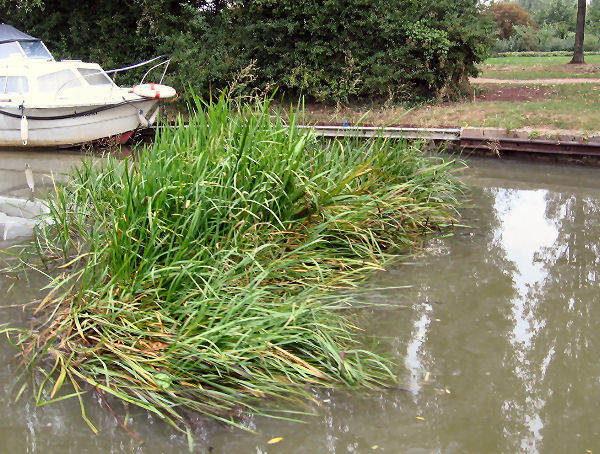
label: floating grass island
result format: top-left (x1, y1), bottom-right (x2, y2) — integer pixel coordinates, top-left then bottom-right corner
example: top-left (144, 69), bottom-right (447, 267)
top-left (5, 96), bottom-right (464, 443)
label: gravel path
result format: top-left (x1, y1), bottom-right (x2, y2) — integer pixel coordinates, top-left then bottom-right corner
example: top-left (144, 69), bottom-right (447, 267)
top-left (471, 77), bottom-right (600, 84)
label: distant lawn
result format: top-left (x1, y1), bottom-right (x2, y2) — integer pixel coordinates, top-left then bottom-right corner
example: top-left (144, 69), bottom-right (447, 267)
top-left (295, 55), bottom-right (600, 132)
top-left (407, 84), bottom-right (600, 131)
top-left (297, 83), bottom-right (600, 133)
top-left (484, 55), bottom-right (600, 66)
top-left (478, 68), bottom-right (600, 79)
top-left (478, 55), bottom-right (600, 80)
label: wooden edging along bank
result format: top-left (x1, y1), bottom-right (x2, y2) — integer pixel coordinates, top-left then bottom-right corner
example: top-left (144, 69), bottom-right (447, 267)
top-left (140, 125), bottom-right (600, 163)
top-left (305, 125), bottom-right (600, 162)
top-left (457, 127), bottom-right (600, 163)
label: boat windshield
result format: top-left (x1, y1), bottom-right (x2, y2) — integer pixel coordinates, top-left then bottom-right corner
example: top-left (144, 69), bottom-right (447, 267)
top-left (0, 42), bottom-right (22, 59)
top-left (19, 41), bottom-right (52, 59)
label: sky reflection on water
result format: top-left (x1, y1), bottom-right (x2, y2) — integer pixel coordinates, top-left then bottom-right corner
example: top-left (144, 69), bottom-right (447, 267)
top-left (492, 188), bottom-right (558, 454)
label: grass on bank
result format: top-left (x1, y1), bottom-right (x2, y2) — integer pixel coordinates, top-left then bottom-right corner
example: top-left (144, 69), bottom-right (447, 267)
top-left (408, 83), bottom-right (600, 131)
top-left (478, 67), bottom-right (600, 80)
top-left (484, 54), bottom-right (600, 67)
top-left (479, 55), bottom-right (600, 80)
top-left (294, 82), bottom-right (600, 132)
top-left (4, 96), bottom-right (464, 444)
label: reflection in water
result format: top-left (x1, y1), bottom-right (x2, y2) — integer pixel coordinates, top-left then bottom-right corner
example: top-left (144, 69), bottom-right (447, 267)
top-left (0, 150), bottom-right (82, 198)
top-left (1, 158), bottom-right (600, 453)
top-left (492, 188), bottom-right (558, 454)
top-left (404, 302), bottom-right (433, 395)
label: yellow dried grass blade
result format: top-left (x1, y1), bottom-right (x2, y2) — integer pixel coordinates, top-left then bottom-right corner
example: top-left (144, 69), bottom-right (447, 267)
top-left (270, 344), bottom-right (326, 378)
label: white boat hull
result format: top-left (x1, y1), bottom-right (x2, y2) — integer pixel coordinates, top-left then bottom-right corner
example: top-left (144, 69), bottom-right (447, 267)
top-left (0, 99), bottom-right (156, 147)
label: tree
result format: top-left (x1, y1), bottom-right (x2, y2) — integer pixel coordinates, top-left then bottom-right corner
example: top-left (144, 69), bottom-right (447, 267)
top-left (488, 2), bottom-right (537, 39)
top-left (588, 0), bottom-right (600, 35)
top-left (535, 0), bottom-right (576, 38)
top-left (570, 0), bottom-right (586, 64)
top-left (515, 0), bottom-right (545, 14)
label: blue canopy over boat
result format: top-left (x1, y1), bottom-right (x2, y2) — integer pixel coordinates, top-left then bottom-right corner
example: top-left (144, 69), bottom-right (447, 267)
top-left (0, 24), bottom-right (39, 44)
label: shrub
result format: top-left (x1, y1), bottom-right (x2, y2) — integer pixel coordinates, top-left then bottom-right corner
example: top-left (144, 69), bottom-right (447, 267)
top-left (584, 33), bottom-right (600, 52)
top-left (3, 0), bottom-right (494, 105)
top-left (511, 24), bottom-right (542, 51)
top-left (491, 24), bottom-right (597, 53)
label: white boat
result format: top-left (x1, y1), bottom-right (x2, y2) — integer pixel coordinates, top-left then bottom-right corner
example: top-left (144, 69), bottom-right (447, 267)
top-left (0, 24), bottom-right (176, 147)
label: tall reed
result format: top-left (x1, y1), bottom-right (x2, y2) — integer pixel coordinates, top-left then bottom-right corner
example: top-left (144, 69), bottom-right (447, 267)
top-left (7, 95), bottom-right (463, 440)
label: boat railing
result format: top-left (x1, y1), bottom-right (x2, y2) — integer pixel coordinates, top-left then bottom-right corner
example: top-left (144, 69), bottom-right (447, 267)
top-left (53, 55), bottom-right (171, 99)
top-left (139, 59), bottom-right (170, 85)
top-left (105, 55), bottom-right (171, 85)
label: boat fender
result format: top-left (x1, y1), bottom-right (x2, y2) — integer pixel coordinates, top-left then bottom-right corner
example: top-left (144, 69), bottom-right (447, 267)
top-left (132, 83), bottom-right (176, 99)
top-left (20, 115), bottom-right (29, 146)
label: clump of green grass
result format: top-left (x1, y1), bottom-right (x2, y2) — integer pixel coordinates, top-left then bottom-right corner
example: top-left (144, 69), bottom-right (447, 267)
top-left (6, 95), bottom-right (463, 442)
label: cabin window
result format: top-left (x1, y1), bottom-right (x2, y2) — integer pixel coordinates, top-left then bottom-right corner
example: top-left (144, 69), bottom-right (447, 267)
top-left (77, 68), bottom-right (113, 86)
top-left (0, 76), bottom-right (29, 94)
top-left (37, 70), bottom-right (82, 92)
top-left (0, 42), bottom-right (23, 59)
top-left (19, 41), bottom-right (52, 59)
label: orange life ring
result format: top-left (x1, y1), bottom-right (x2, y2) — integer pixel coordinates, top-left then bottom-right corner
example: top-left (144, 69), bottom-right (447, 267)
top-left (132, 83), bottom-right (177, 99)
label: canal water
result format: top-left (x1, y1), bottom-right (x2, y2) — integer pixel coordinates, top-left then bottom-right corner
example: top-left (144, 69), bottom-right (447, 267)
top-left (0, 154), bottom-right (598, 453)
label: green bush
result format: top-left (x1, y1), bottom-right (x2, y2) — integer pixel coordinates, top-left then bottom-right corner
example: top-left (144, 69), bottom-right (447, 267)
top-left (492, 23), bottom-right (600, 53)
top-left (584, 33), bottom-right (600, 52)
top-left (539, 36), bottom-right (575, 52)
top-left (2, 0), bottom-right (494, 105)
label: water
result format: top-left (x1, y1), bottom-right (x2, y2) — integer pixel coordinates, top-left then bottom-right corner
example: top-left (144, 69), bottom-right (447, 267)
top-left (0, 150), bottom-right (83, 197)
top-left (1, 155), bottom-right (599, 453)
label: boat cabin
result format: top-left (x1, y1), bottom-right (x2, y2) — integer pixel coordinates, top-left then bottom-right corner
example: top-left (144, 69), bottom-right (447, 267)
top-left (0, 24), bottom-right (117, 101)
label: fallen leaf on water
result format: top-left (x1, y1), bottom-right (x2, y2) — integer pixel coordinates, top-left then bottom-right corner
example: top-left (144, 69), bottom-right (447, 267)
top-left (416, 416), bottom-right (425, 421)
top-left (371, 445), bottom-right (379, 450)
top-left (267, 437), bottom-right (284, 445)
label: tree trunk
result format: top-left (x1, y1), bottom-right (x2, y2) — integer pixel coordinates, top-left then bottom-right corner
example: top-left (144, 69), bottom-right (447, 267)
top-left (570, 0), bottom-right (586, 64)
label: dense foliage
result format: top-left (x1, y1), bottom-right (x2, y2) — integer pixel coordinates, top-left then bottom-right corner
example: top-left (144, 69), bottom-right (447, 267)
top-left (589, 0), bottom-right (600, 37)
top-left (0, 0), bottom-right (494, 103)
top-left (5, 97), bottom-right (463, 442)
top-left (491, 0), bottom-right (599, 53)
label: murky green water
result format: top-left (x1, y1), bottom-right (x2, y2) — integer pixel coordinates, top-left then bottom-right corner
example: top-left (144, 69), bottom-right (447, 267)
top-left (1, 155), bottom-right (599, 453)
